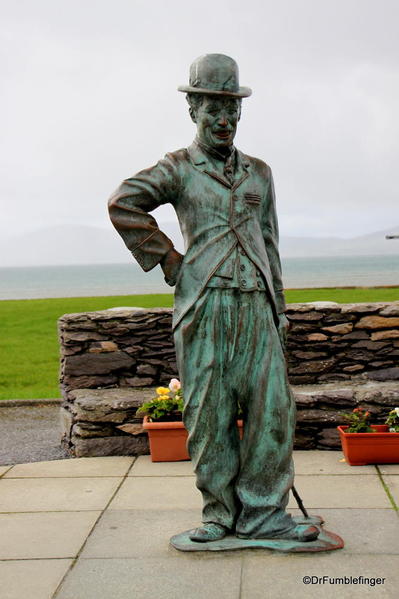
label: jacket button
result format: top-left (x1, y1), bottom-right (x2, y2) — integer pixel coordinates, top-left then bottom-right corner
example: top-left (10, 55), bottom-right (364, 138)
top-left (240, 264), bottom-right (245, 271)
top-left (241, 279), bottom-right (247, 287)
top-left (239, 248), bottom-right (246, 256)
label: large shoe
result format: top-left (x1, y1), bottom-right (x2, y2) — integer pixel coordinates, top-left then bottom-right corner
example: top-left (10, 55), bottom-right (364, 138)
top-left (276, 524), bottom-right (320, 542)
top-left (237, 524), bottom-right (320, 542)
top-left (189, 523), bottom-right (228, 543)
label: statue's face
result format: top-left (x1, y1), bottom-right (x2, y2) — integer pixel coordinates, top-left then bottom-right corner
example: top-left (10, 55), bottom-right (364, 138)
top-left (193, 96), bottom-right (241, 149)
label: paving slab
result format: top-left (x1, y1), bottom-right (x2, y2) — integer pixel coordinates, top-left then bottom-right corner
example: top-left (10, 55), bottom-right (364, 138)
top-left (80, 509), bottom-right (202, 559)
top-left (383, 475), bottom-right (399, 506)
top-left (130, 452), bottom-right (372, 477)
top-left (109, 476), bottom-right (202, 510)
top-left (0, 466), bottom-right (12, 477)
top-left (0, 511), bottom-right (101, 559)
top-left (0, 559), bottom-right (72, 599)
top-left (241, 553), bottom-right (399, 598)
top-left (81, 507), bottom-right (399, 560)
top-left (290, 508), bottom-right (399, 554)
top-left (0, 454), bottom-right (397, 599)
top-left (127, 451), bottom-right (378, 477)
top-left (129, 455), bottom-right (195, 477)
top-left (293, 451), bottom-right (376, 475)
top-left (379, 464), bottom-right (399, 475)
top-left (0, 477), bottom-right (121, 512)
top-left (288, 475), bottom-right (391, 509)
top-left (56, 556), bottom-right (242, 599)
top-left (4, 456), bottom-right (134, 478)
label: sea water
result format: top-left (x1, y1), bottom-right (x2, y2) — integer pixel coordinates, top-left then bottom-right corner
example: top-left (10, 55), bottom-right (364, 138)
top-left (0, 255), bottom-right (397, 300)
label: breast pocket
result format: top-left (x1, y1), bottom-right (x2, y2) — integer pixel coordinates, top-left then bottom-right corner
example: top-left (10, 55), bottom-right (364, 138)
top-left (244, 192), bottom-right (262, 206)
top-left (243, 193), bottom-right (262, 222)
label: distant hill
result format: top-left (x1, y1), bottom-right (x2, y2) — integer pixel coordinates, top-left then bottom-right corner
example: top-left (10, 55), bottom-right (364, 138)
top-left (279, 227), bottom-right (399, 257)
top-left (0, 223), bottom-right (398, 267)
top-left (0, 224), bottom-right (185, 267)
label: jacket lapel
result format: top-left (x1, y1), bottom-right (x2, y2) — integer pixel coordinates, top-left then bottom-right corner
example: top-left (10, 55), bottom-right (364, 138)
top-left (187, 142), bottom-right (250, 190)
top-left (233, 150), bottom-right (250, 190)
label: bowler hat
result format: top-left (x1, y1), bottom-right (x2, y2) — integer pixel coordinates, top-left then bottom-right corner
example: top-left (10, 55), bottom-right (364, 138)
top-left (178, 54), bottom-right (252, 98)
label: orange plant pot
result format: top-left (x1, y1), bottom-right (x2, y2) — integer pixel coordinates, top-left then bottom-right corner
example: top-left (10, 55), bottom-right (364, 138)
top-left (337, 425), bottom-right (399, 466)
top-left (143, 417), bottom-right (189, 462)
top-left (143, 417), bottom-right (244, 462)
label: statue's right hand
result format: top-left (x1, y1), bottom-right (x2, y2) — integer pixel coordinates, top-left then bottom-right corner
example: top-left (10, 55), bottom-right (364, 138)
top-left (160, 248), bottom-right (184, 286)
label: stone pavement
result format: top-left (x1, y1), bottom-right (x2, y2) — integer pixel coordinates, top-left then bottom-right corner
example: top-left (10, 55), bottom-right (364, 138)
top-left (0, 451), bottom-right (398, 599)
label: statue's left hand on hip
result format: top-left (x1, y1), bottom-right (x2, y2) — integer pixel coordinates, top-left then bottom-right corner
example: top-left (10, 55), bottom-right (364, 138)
top-left (160, 248), bottom-right (184, 286)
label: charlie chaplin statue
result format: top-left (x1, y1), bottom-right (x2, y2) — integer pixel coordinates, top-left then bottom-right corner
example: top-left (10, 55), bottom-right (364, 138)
top-left (108, 54), bottom-right (320, 544)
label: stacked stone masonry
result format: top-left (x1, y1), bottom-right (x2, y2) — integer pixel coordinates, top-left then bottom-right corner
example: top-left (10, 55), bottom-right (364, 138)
top-left (58, 302), bottom-right (399, 456)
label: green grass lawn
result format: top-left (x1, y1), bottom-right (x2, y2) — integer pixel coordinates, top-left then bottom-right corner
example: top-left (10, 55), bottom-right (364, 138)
top-left (0, 288), bottom-right (398, 400)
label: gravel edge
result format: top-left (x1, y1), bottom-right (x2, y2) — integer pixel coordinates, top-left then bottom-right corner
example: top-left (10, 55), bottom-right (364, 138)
top-left (0, 398), bottom-right (61, 407)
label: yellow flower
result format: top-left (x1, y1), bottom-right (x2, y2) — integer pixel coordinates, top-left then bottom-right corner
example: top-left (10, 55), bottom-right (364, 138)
top-left (156, 387), bottom-right (170, 395)
top-left (158, 395), bottom-right (170, 401)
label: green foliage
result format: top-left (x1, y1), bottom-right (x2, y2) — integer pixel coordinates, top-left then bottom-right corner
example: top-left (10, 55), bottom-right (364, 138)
top-left (341, 407), bottom-right (374, 433)
top-left (385, 408), bottom-right (399, 432)
top-left (137, 387), bottom-right (184, 421)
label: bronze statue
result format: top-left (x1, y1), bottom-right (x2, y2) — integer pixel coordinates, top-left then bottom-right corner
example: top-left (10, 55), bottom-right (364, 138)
top-left (109, 54), bottom-right (343, 552)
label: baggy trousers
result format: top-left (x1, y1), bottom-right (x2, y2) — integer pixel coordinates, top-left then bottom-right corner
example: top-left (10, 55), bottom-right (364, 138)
top-left (174, 288), bottom-right (297, 538)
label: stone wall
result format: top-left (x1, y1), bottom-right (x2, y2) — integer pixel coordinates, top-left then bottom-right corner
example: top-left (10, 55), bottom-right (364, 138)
top-left (285, 301), bottom-right (399, 384)
top-left (59, 308), bottom-right (176, 399)
top-left (60, 381), bottom-right (399, 457)
top-left (58, 301), bottom-right (399, 456)
top-left (59, 302), bottom-right (399, 400)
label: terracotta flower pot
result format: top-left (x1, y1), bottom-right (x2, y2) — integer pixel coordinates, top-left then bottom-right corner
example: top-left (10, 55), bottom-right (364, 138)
top-left (337, 425), bottom-right (399, 466)
top-left (143, 417), bottom-right (189, 462)
top-left (143, 416), bottom-right (244, 462)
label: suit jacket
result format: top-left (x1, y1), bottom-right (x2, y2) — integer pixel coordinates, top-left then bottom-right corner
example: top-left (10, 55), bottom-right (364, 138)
top-left (108, 142), bottom-right (286, 330)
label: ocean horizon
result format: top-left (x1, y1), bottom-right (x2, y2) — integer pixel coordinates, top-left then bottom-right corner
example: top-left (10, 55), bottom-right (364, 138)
top-left (0, 254), bottom-right (398, 300)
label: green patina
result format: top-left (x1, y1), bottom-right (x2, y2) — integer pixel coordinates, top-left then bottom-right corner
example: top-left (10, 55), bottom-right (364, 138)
top-left (108, 54), bottom-right (338, 548)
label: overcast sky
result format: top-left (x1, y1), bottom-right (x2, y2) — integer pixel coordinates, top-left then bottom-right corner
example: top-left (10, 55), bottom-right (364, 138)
top-left (1, 0), bottom-right (399, 254)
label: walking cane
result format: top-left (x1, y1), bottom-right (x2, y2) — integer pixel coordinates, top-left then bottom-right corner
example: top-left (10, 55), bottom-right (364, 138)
top-left (291, 485), bottom-right (309, 519)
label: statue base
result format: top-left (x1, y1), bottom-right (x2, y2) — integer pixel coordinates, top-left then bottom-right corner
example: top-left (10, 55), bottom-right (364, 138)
top-left (170, 515), bottom-right (344, 553)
